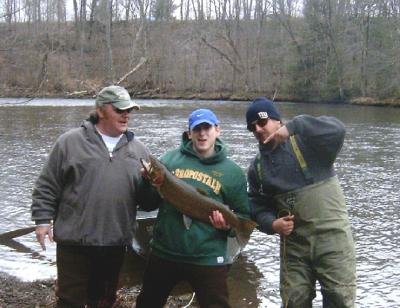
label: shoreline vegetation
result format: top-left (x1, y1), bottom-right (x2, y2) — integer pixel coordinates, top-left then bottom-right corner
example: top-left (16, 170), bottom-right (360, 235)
top-left (3, 3), bottom-right (400, 110)
top-left (1, 88), bottom-right (399, 108)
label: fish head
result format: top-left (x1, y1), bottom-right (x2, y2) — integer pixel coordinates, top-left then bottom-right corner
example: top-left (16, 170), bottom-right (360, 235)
top-left (140, 155), bottom-right (165, 186)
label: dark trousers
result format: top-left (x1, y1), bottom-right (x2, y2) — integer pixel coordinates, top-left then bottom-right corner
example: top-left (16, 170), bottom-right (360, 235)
top-left (136, 254), bottom-right (231, 308)
top-left (56, 244), bottom-right (125, 308)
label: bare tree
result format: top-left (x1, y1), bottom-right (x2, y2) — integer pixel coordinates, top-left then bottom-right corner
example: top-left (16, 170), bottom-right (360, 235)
top-left (104, 0), bottom-right (114, 83)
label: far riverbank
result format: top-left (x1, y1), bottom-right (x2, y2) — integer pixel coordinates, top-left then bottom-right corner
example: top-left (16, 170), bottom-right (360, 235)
top-left (1, 87), bottom-right (399, 107)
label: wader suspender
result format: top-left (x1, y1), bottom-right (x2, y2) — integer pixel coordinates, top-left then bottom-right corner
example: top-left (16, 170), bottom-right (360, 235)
top-left (255, 152), bottom-right (264, 193)
top-left (289, 135), bottom-right (313, 185)
top-left (255, 135), bottom-right (313, 193)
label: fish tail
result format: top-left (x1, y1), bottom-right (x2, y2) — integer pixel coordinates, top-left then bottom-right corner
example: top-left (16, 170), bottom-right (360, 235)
top-left (235, 218), bottom-right (257, 248)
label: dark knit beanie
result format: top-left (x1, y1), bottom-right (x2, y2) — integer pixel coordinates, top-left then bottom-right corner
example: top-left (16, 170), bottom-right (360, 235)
top-left (246, 97), bottom-right (281, 130)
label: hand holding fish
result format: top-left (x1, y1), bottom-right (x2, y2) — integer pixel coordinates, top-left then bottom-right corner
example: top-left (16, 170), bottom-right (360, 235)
top-left (141, 167), bottom-right (163, 188)
top-left (209, 210), bottom-right (231, 230)
top-left (35, 224), bottom-right (54, 251)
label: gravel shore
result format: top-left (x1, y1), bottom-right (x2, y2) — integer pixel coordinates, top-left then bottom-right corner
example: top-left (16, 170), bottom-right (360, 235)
top-left (0, 272), bottom-right (196, 307)
top-left (0, 273), bottom-right (56, 307)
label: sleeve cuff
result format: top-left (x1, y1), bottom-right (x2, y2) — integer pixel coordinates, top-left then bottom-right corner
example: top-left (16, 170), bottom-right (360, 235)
top-left (35, 220), bottom-right (51, 225)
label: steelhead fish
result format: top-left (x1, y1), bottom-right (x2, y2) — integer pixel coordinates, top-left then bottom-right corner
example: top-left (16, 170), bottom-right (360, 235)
top-left (140, 155), bottom-right (257, 248)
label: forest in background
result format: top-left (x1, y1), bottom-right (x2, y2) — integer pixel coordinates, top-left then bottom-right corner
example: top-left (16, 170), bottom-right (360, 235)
top-left (1, 0), bottom-right (400, 106)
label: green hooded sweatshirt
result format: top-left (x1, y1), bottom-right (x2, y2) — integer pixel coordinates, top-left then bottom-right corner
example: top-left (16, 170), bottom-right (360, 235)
top-left (150, 133), bottom-right (250, 266)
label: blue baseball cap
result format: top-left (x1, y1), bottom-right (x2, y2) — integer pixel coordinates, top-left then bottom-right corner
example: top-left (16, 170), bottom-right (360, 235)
top-left (188, 109), bottom-right (220, 130)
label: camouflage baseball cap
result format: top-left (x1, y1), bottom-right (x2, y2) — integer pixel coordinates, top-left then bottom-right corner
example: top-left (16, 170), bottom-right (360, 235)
top-left (95, 85), bottom-right (139, 110)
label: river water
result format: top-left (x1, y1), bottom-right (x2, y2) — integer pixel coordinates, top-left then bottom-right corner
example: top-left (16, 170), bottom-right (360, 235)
top-left (0, 98), bottom-right (399, 307)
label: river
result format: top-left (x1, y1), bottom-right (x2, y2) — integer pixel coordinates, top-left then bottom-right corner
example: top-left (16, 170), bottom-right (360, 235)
top-left (0, 98), bottom-right (399, 307)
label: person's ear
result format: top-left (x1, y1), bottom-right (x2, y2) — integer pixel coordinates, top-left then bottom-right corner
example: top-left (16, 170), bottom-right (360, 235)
top-left (215, 125), bottom-right (221, 136)
top-left (96, 106), bottom-right (106, 119)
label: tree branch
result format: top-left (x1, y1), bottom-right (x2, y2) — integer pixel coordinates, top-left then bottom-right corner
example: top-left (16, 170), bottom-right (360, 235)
top-left (201, 37), bottom-right (242, 74)
top-left (116, 57), bottom-right (147, 85)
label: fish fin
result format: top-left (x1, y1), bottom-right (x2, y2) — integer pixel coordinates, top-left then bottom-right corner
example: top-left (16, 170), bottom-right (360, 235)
top-left (196, 188), bottom-right (208, 196)
top-left (234, 218), bottom-right (258, 248)
top-left (183, 215), bottom-right (192, 230)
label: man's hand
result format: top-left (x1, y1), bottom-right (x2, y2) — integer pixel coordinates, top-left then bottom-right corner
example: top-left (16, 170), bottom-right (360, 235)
top-left (140, 167), bottom-right (148, 178)
top-left (35, 225), bottom-right (54, 251)
top-left (272, 215), bottom-right (294, 236)
top-left (209, 210), bottom-right (230, 230)
top-left (264, 125), bottom-right (290, 148)
top-left (141, 167), bottom-right (163, 188)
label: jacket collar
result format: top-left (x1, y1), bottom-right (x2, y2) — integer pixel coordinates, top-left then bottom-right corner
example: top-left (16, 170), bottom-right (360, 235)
top-left (82, 120), bottom-right (135, 142)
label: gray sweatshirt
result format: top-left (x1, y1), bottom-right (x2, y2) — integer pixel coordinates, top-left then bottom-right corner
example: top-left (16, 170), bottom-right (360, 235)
top-left (31, 120), bottom-right (157, 246)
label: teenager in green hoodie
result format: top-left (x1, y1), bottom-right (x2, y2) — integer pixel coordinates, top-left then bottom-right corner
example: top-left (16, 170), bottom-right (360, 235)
top-left (136, 108), bottom-right (250, 308)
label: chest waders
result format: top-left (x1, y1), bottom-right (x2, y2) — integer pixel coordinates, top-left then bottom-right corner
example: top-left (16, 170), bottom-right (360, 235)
top-left (256, 136), bottom-right (357, 308)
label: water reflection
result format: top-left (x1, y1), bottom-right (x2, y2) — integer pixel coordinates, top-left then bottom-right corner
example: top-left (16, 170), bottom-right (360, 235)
top-left (1, 98), bottom-right (400, 307)
top-left (228, 254), bottom-right (263, 307)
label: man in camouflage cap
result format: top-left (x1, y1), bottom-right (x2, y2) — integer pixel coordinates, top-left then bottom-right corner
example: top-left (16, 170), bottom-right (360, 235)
top-left (95, 85), bottom-right (140, 111)
top-left (32, 85), bottom-right (157, 307)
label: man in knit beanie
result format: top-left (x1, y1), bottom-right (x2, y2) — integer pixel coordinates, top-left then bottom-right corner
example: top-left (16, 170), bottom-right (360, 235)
top-left (245, 97), bottom-right (357, 308)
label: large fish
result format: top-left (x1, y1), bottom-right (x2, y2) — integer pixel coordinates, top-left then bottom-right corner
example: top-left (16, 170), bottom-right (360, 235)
top-left (140, 155), bottom-right (257, 248)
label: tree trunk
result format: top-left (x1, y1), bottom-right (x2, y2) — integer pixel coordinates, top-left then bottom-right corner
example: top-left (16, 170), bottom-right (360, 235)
top-left (105, 0), bottom-right (114, 83)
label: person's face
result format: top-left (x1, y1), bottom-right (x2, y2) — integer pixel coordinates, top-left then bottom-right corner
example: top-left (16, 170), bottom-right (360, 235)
top-left (188, 123), bottom-right (220, 158)
top-left (249, 117), bottom-right (281, 143)
top-left (96, 104), bottom-right (134, 136)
